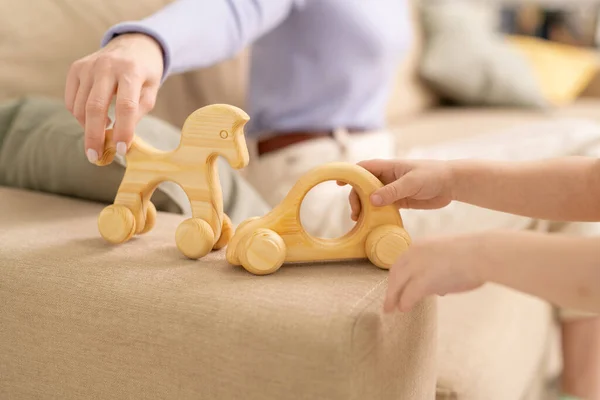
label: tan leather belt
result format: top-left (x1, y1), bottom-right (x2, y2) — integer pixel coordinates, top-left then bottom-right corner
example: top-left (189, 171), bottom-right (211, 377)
top-left (257, 129), bottom-right (366, 155)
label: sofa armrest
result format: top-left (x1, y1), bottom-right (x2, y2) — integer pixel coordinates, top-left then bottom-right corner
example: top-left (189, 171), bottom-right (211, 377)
top-left (0, 187), bottom-right (439, 400)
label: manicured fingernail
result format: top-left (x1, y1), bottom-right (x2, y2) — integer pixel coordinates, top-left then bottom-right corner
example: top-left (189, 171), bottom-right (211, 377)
top-left (116, 142), bottom-right (127, 156)
top-left (371, 194), bottom-right (383, 206)
top-left (86, 149), bottom-right (98, 164)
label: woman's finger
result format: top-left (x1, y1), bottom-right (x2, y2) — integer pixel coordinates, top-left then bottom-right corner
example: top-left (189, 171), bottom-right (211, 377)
top-left (84, 75), bottom-right (117, 162)
top-left (72, 77), bottom-right (93, 127)
top-left (112, 74), bottom-right (144, 155)
top-left (139, 84), bottom-right (158, 115)
top-left (64, 73), bottom-right (80, 114)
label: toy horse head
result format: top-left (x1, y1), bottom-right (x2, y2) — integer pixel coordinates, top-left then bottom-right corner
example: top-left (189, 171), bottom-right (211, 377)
top-left (180, 104), bottom-right (250, 169)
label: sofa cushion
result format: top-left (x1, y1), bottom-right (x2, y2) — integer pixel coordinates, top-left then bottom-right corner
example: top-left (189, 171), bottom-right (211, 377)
top-left (419, 2), bottom-right (549, 109)
top-left (392, 98), bottom-right (600, 151)
top-left (507, 35), bottom-right (600, 107)
top-left (0, 187), bottom-right (437, 400)
top-left (435, 285), bottom-right (556, 400)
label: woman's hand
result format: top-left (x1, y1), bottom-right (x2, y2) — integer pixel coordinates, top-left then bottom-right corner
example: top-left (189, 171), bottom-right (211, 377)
top-left (342, 159), bottom-right (455, 221)
top-left (383, 234), bottom-right (487, 313)
top-left (65, 33), bottom-right (164, 163)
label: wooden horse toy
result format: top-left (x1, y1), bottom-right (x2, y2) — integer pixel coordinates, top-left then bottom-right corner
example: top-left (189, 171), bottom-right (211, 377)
top-left (96, 104), bottom-right (250, 259)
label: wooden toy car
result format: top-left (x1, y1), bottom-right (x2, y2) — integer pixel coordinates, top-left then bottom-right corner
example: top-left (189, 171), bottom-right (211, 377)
top-left (226, 162), bottom-right (412, 275)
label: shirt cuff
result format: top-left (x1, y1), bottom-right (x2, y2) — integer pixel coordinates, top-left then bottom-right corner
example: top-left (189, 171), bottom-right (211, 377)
top-left (100, 22), bottom-right (172, 83)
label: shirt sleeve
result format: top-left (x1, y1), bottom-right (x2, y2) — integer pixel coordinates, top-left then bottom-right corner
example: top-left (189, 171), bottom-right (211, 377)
top-left (101, 0), bottom-right (306, 81)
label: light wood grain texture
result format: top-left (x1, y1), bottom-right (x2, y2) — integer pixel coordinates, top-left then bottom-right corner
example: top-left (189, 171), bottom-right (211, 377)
top-left (97, 104), bottom-right (250, 259)
top-left (226, 162), bottom-right (412, 275)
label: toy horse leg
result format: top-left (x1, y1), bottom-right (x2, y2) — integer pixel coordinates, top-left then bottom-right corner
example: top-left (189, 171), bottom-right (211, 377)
top-left (98, 191), bottom-right (143, 244)
top-left (97, 165), bottom-right (151, 243)
top-left (137, 193), bottom-right (157, 235)
top-left (213, 214), bottom-right (234, 250)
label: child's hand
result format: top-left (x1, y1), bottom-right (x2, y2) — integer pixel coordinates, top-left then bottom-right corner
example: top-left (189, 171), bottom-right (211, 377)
top-left (383, 234), bottom-right (486, 313)
top-left (343, 159), bottom-right (455, 221)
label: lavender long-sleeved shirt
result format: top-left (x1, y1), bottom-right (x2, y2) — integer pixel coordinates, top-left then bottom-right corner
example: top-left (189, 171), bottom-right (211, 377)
top-left (101, 0), bottom-right (412, 137)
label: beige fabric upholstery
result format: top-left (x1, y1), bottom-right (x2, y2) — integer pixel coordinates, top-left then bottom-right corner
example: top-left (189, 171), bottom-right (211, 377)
top-left (436, 287), bottom-right (556, 400)
top-left (393, 98), bottom-right (600, 152)
top-left (0, 187), bottom-right (437, 400)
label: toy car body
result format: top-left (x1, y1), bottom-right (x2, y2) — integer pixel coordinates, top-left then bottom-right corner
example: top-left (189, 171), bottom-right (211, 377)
top-left (226, 162), bottom-right (411, 275)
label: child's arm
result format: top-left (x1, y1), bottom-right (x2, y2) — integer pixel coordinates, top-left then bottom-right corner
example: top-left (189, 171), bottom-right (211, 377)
top-left (479, 231), bottom-right (600, 312)
top-left (450, 157), bottom-right (600, 222)
top-left (353, 157), bottom-right (600, 222)
top-left (384, 231), bottom-right (600, 314)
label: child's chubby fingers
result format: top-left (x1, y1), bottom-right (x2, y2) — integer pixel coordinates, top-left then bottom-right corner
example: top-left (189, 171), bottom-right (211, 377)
top-left (397, 276), bottom-right (430, 312)
top-left (357, 159), bottom-right (396, 178)
top-left (383, 257), bottom-right (411, 313)
top-left (371, 172), bottom-right (420, 207)
top-left (349, 189), bottom-right (361, 221)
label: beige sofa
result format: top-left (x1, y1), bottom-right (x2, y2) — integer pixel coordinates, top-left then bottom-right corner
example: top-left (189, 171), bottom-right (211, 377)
top-left (2, 1), bottom-right (600, 399)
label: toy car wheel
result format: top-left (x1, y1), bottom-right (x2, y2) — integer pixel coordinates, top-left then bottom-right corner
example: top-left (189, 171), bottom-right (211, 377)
top-left (239, 228), bottom-right (286, 275)
top-left (365, 225), bottom-right (411, 269)
top-left (98, 204), bottom-right (137, 244)
top-left (237, 216), bottom-right (260, 231)
top-left (139, 202), bottom-right (157, 234)
top-left (226, 217), bottom-right (261, 265)
top-left (175, 218), bottom-right (215, 259)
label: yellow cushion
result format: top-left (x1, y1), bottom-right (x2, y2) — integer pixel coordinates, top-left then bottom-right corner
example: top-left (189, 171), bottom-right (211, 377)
top-left (507, 35), bottom-right (600, 106)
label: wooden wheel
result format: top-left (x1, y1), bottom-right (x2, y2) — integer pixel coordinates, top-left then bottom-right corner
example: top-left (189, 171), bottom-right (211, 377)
top-left (239, 228), bottom-right (286, 275)
top-left (175, 218), bottom-right (215, 259)
top-left (138, 202), bottom-right (157, 234)
top-left (365, 225), bottom-right (411, 269)
top-left (98, 204), bottom-right (136, 244)
top-left (213, 214), bottom-right (234, 250)
top-left (226, 217), bottom-right (260, 265)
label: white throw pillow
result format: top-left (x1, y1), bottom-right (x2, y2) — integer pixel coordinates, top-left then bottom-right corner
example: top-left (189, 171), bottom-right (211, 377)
top-left (418, 1), bottom-right (547, 108)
